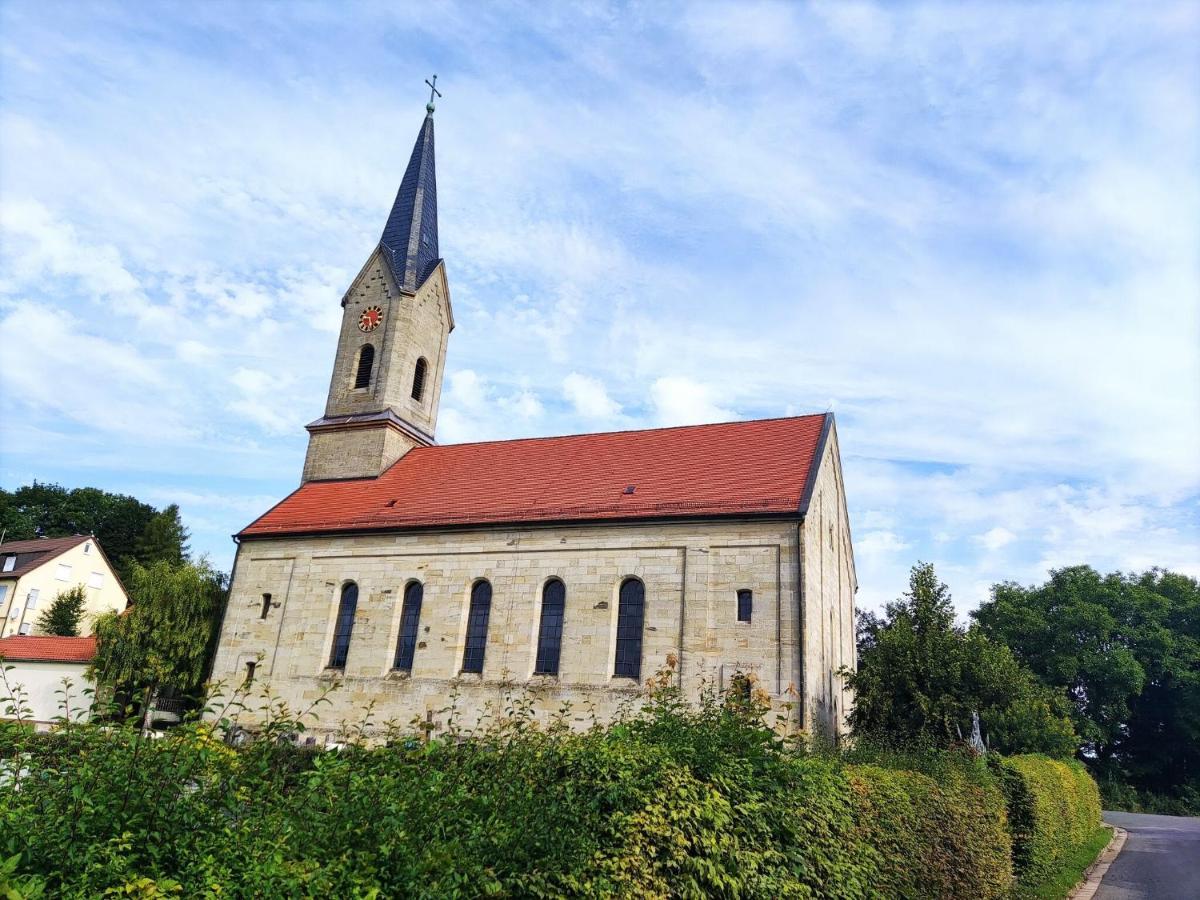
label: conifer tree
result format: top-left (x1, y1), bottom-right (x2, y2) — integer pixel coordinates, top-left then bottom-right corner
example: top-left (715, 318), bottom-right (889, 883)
top-left (36, 584), bottom-right (88, 636)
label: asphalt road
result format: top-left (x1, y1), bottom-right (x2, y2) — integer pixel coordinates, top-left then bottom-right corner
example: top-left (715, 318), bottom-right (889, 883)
top-left (1095, 811), bottom-right (1200, 900)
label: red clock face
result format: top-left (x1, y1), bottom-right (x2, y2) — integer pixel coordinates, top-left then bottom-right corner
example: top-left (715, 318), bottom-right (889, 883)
top-left (358, 305), bottom-right (383, 332)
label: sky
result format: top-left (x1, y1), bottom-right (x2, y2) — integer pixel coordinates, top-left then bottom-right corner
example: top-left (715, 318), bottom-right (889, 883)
top-left (1, 1), bottom-right (1197, 617)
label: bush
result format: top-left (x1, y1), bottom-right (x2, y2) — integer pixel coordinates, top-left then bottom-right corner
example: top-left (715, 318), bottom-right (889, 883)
top-left (994, 755), bottom-right (1102, 887)
top-left (848, 762), bottom-right (1012, 899)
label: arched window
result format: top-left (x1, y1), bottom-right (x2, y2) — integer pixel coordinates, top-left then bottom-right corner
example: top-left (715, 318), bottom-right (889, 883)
top-left (393, 581), bottom-right (423, 672)
top-left (328, 582), bottom-right (359, 669)
top-left (461, 580), bottom-right (492, 674)
top-left (354, 344), bottom-right (375, 389)
top-left (411, 357), bottom-right (428, 401)
top-left (614, 578), bottom-right (645, 679)
top-left (534, 578), bottom-right (566, 676)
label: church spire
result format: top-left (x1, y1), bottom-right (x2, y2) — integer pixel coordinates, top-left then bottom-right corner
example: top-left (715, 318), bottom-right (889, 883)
top-left (379, 90), bottom-right (440, 293)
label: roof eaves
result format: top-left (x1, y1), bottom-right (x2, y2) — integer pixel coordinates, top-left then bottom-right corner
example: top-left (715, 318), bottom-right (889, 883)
top-left (797, 412), bottom-right (835, 518)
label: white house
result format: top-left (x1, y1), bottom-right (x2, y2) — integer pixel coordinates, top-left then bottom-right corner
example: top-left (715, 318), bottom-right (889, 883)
top-left (0, 635), bottom-right (97, 727)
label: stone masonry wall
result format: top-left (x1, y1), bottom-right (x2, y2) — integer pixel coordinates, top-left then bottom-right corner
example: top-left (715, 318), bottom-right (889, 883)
top-left (209, 516), bottom-right (851, 740)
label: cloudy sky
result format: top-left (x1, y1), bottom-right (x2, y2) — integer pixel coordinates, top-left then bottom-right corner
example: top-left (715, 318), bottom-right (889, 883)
top-left (1, 1), bottom-right (1197, 615)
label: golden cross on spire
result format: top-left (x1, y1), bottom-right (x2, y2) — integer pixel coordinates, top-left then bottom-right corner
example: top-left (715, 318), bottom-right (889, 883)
top-left (425, 74), bottom-right (442, 113)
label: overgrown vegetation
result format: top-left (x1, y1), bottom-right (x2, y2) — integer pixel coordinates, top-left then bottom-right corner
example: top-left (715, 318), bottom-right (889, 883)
top-left (0, 665), bottom-right (1102, 899)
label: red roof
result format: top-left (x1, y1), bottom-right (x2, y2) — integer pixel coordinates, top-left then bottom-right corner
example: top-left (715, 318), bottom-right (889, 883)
top-left (0, 635), bottom-right (97, 663)
top-left (242, 414), bottom-right (832, 537)
top-left (0, 535), bottom-right (92, 579)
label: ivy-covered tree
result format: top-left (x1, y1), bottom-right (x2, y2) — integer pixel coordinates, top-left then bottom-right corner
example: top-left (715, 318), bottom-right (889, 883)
top-left (35, 584), bottom-right (89, 636)
top-left (91, 559), bottom-right (227, 731)
top-left (847, 563), bottom-right (1077, 757)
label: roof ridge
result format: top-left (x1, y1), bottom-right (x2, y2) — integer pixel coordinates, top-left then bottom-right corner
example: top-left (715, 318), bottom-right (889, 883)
top-left (421, 412), bottom-right (830, 453)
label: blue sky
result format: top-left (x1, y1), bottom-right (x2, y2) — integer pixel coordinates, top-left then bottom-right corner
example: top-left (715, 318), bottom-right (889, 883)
top-left (1, 1), bottom-right (1197, 616)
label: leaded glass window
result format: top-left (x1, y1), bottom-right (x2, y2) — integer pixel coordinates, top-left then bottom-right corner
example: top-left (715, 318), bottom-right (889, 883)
top-left (394, 581), bottom-right (424, 672)
top-left (614, 578), bottom-right (645, 679)
top-left (461, 580), bottom-right (492, 674)
top-left (328, 582), bottom-right (358, 669)
top-left (534, 578), bottom-right (566, 675)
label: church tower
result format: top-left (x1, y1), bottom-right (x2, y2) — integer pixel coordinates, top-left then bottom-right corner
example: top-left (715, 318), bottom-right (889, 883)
top-left (302, 96), bottom-right (453, 482)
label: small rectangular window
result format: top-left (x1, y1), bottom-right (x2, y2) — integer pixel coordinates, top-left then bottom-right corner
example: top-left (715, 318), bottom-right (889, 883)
top-left (89, 571), bottom-right (104, 589)
top-left (244, 661), bottom-right (257, 685)
top-left (84, 542), bottom-right (91, 554)
top-left (2, 555), bottom-right (15, 573)
top-left (0, 586), bottom-right (7, 604)
top-left (260, 593), bottom-right (272, 620)
top-left (26, 589), bottom-right (39, 610)
top-left (18, 623), bottom-right (32, 635)
top-left (737, 589), bottom-right (752, 623)
top-left (56, 563), bottom-right (71, 581)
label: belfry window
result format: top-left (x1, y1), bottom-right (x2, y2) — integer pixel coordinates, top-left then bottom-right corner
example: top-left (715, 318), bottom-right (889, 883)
top-left (534, 579), bottom-right (566, 676)
top-left (411, 357), bottom-right (428, 401)
top-left (461, 580), bottom-right (492, 674)
top-left (328, 582), bottom-right (359, 669)
top-left (614, 578), bottom-right (645, 680)
top-left (354, 344), bottom-right (375, 389)
top-left (394, 581), bottom-right (424, 672)
top-left (737, 589), bottom-right (753, 623)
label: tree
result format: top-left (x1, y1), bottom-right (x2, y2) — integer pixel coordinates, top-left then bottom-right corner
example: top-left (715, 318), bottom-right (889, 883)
top-left (134, 504), bottom-right (190, 566)
top-left (847, 562), bottom-right (1077, 757)
top-left (973, 566), bottom-right (1200, 808)
top-left (35, 584), bottom-right (88, 636)
top-left (90, 558), bottom-right (227, 731)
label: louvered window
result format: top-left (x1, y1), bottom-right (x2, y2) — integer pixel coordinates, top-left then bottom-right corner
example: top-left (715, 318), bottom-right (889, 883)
top-left (461, 580), bottom-right (492, 674)
top-left (411, 357), bottom-right (428, 401)
top-left (328, 582), bottom-right (358, 669)
top-left (534, 579), bottom-right (566, 675)
top-left (354, 345), bottom-right (375, 389)
top-left (394, 581), bottom-right (423, 672)
top-left (737, 589), bottom-right (753, 623)
top-left (614, 578), bottom-right (645, 679)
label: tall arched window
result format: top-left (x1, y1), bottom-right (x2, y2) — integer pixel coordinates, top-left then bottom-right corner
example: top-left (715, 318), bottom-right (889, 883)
top-left (394, 581), bottom-right (423, 672)
top-left (614, 578), bottom-right (645, 679)
top-left (534, 578), bottom-right (566, 676)
top-left (354, 344), bottom-right (375, 389)
top-left (461, 580), bottom-right (492, 674)
top-left (411, 357), bottom-right (428, 401)
top-left (328, 582), bottom-right (359, 669)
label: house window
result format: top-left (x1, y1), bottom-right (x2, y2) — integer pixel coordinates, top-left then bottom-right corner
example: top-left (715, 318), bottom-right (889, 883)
top-left (84, 542), bottom-right (91, 554)
top-left (328, 583), bottom-right (359, 669)
top-left (394, 581), bottom-right (423, 672)
top-left (244, 661), bottom-right (257, 685)
top-left (461, 580), bottom-right (492, 674)
top-left (89, 571), bottom-right (104, 589)
top-left (614, 578), bottom-right (645, 680)
top-left (25, 589), bottom-right (39, 610)
top-left (18, 623), bottom-right (31, 635)
top-left (411, 357), bottom-right (428, 401)
top-left (2, 555), bottom-right (15, 573)
top-left (534, 578), bottom-right (566, 676)
top-left (353, 344), bottom-right (375, 389)
top-left (0, 586), bottom-right (7, 605)
top-left (737, 589), bottom-right (753, 623)
top-left (56, 563), bottom-right (72, 581)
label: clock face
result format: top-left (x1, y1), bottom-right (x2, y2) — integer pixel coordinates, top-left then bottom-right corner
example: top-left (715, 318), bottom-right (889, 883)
top-left (358, 305), bottom-right (383, 333)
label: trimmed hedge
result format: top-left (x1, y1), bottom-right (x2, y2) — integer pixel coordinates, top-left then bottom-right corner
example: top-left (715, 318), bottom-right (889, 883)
top-left (994, 754), bottom-right (1103, 887)
top-left (848, 763), bottom-right (1012, 899)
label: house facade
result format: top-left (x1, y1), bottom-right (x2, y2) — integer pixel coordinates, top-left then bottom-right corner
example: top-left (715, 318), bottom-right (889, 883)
top-left (0, 535), bottom-right (128, 638)
top-left (209, 102), bottom-right (857, 740)
top-left (0, 635), bottom-right (97, 727)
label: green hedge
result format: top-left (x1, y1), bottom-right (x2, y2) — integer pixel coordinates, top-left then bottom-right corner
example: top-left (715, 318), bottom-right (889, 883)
top-left (848, 763), bottom-right (1012, 899)
top-left (994, 755), bottom-right (1103, 887)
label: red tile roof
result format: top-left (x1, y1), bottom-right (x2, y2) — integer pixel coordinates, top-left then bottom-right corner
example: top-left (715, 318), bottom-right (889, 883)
top-left (242, 414), bottom-right (832, 537)
top-left (0, 635), bottom-right (97, 663)
top-left (0, 535), bottom-right (92, 579)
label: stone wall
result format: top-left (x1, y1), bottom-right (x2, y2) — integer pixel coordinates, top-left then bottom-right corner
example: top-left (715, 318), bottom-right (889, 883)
top-left (209, 515), bottom-right (852, 740)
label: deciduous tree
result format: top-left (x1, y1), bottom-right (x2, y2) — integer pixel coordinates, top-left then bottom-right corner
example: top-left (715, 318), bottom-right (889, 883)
top-left (35, 584), bottom-right (88, 637)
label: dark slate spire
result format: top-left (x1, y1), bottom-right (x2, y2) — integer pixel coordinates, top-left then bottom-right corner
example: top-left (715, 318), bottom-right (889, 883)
top-left (379, 111), bottom-right (439, 292)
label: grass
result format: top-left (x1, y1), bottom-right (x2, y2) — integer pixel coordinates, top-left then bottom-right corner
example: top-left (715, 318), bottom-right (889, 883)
top-left (1016, 824), bottom-right (1114, 900)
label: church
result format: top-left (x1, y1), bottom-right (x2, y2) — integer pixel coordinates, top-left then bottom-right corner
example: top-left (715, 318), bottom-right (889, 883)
top-left (210, 95), bottom-right (857, 740)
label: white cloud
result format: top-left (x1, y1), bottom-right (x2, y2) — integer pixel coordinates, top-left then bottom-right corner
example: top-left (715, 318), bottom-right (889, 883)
top-left (563, 372), bottom-right (621, 420)
top-left (650, 376), bottom-right (736, 427)
top-left (978, 527), bottom-right (1017, 552)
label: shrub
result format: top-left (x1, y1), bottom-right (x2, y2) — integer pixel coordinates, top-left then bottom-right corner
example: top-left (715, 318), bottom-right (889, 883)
top-left (848, 762), bottom-right (1012, 899)
top-left (994, 755), bottom-right (1102, 887)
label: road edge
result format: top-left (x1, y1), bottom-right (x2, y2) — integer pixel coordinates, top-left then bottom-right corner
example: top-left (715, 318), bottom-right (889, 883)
top-left (1068, 825), bottom-right (1128, 900)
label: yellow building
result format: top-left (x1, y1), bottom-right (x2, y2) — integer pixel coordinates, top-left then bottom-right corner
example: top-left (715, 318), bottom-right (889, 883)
top-left (0, 535), bottom-right (129, 637)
